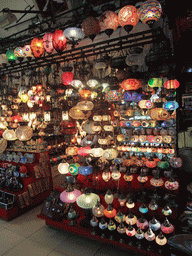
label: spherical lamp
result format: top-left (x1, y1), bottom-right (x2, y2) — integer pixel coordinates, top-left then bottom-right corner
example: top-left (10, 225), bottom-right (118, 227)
top-left (104, 204), bottom-right (117, 218)
top-left (99, 10), bottom-right (119, 37)
top-left (82, 16), bottom-right (100, 41)
top-left (92, 200), bottom-right (105, 217)
top-left (121, 79), bottom-right (141, 90)
top-left (52, 29), bottom-right (67, 53)
top-left (138, 0), bottom-right (162, 28)
top-left (164, 79), bottom-right (180, 90)
top-left (43, 32), bottom-right (54, 54)
top-left (64, 27), bottom-right (85, 43)
top-left (31, 37), bottom-right (45, 58)
top-left (118, 5), bottom-right (139, 33)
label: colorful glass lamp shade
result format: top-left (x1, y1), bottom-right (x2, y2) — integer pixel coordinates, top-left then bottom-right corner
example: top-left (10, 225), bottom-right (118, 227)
top-left (82, 16), bottom-right (100, 41)
top-left (163, 101), bottom-right (179, 111)
top-left (145, 227), bottom-right (155, 241)
top-left (164, 79), bottom-right (180, 90)
top-left (6, 49), bottom-right (17, 62)
top-left (126, 223), bottom-right (136, 237)
top-left (118, 5), bottom-right (139, 33)
top-left (68, 163), bottom-right (80, 176)
top-left (161, 218), bottom-right (174, 234)
top-left (135, 227), bottom-right (145, 239)
top-left (31, 37), bottom-right (44, 58)
top-left (58, 162), bottom-right (69, 174)
top-left (148, 78), bottom-right (163, 88)
top-left (43, 32), bottom-right (54, 54)
top-left (104, 190), bottom-right (114, 205)
top-left (169, 156), bottom-right (182, 168)
top-left (60, 185), bottom-right (81, 204)
top-left (155, 231), bottom-right (167, 246)
top-left (76, 101), bottom-right (94, 111)
top-left (78, 165), bottom-right (93, 176)
top-left (64, 27), bottom-right (85, 43)
top-left (165, 176), bottom-right (179, 191)
top-left (61, 72), bottom-right (74, 86)
top-left (125, 212), bottom-right (137, 225)
top-left (104, 204), bottom-right (117, 218)
top-left (99, 10), bottom-right (119, 37)
top-left (121, 79), bottom-right (141, 90)
top-left (52, 29), bottom-right (67, 53)
top-left (137, 217), bottom-right (149, 229)
top-left (77, 191), bottom-right (100, 210)
top-left (14, 47), bottom-right (24, 61)
top-left (92, 201), bottom-right (105, 217)
top-left (149, 217), bottom-right (161, 231)
top-left (138, 0), bottom-right (162, 28)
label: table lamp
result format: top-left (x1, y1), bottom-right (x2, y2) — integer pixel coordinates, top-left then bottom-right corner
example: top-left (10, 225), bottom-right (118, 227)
top-left (60, 183), bottom-right (82, 225)
top-left (76, 187), bottom-right (100, 227)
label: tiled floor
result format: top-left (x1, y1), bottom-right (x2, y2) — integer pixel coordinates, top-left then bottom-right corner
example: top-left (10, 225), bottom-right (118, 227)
top-left (0, 173), bottom-right (141, 256)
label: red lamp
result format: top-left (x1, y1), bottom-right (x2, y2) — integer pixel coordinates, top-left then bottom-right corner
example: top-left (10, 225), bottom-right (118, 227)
top-left (99, 10), bottom-right (119, 37)
top-left (104, 204), bottom-right (117, 218)
top-left (164, 79), bottom-right (180, 90)
top-left (82, 16), bottom-right (100, 41)
top-left (43, 32), bottom-right (54, 54)
top-left (61, 72), bottom-right (74, 85)
top-left (121, 79), bottom-right (141, 90)
top-left (52, 29), bottom-right (67, 53)
top-left (31, 37), bottom-right (45, 58)
top-left (118, 5), bottom-right (139, 33)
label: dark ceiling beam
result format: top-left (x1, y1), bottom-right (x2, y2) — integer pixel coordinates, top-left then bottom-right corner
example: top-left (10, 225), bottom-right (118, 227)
top-left (2, 7), bottom-right (49, 15)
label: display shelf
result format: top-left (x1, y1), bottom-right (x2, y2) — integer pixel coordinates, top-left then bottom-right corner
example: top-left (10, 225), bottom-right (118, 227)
top-left (0, 151), bottom-right (53, 220)
top-left (38, 182), bottom-right (178, 256)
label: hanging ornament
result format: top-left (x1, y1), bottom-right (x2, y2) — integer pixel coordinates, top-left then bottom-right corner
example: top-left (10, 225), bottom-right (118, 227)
top-left (160, 218), bottom-right (174, 234)
top-left (43, 32), bottom-right (54, 54)
top-left (52, 29), bottom-right (67, 53)
top-left (82, 16), bottom-right (100, 41)
top-left (61, 72), bottom-right (74, 85)
top-left (31, 37), bottom-right (45, 58)
top-left (121, 79), bottom-right (141, 90)
top-left (138, 0), bottom-right (162, 28)
top-left (118, 5), bottom-right (139, 33)
top-left (164, 79), bottom-right (180, 90)
top-left (99, 10), bottom-right (119, 37)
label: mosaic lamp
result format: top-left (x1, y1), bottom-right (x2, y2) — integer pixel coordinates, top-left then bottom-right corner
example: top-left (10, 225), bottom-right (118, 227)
top-left (77, 188), bottom-right (100, 227)
top-left (138, 0), bottom-right (162, 28)
top-left (30, 37), bottom-right (44, 58)
top-left (99, 10), bottom-right (119, 37)
top-left (52, 29), bottom-right (67, 53)
top-left (118, 5), bottom-right (139, 33)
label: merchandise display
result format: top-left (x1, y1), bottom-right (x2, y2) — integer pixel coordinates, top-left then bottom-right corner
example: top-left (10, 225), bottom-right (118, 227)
top-left (0, 0), bottom-right (190, 255)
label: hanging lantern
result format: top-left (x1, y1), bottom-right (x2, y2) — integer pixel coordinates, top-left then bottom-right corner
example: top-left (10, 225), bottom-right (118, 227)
top-left (31, 37), bottom-right (45, 58)
top-left (144, 228), bottom-right (155, 241)
top-left (15, 126), bottom-right (33, 141)
top-left (76, 101), bottom-right (94, 111)
top-left (58, 162), bottom-right (69, 174)
top-left (87, 79), bottom-right (99, 88)
top-left (149, 108), bottom-right (170, 120)
top-left (6, 49), bottom-right (17, 62)
top-left (22, 45), bottom-right (33, 59)
top-left (163, 101), bottom-right (179, 111)
top-left (149, 217), bottom-right (161, 231)
top-left (138, 0), bottom-right (162, 28)
top-left (164, 79), bottom-right (180, 90)
top-left (138, 100), bottom-right (154, 109)
top-left (20, 93), bottom-right (29, 103)
top-left (102, 171), bottom-right (111, 182)
top-left (105, 90), bottom-right (122, 101)
top-left (71, 80), bottom-right (84, 89)
top-left (121, 79), bottom-right (141, 90)
top-left (79, 89), bottom-right (91, 99)
top-left (169, 156), bottom-right (182, 168)
top-left (125, 212), bottom-right (137, 225)
top-left (14, 47), bottom-right (24, 59)
top-left (43, 32), bottom-right (54, 54)
top-left (92, 201), bottom-right (105, 217)
top-left (82, 16), bottom-right (100, 41)
top-left (99, 10), bottom-right (119, 37)
top-left (52, 29), bottom-right (67, 53)
top-left (148, 78), bottom-right (163, 88)
top-left (64, 27), bottom-right (85, 42)
top-left (69, 106), bottom-right (88, 120)
top-left (104, 190), bottom-right (114, 205)
top-left (78, 165), bottom-right (93, 176)
top-left (161, 218), bottom-right (174, 234)
top-left (65, 146), bottom-right (78, 156)
top-left (165, 177), bottom-right (179, 191)
top-left (104, 204), bottom-right (117, 218)
top-left (118, 5), bottom-right (139, 33)
top-left (155, 231), bottom-right (167, 246)
top-left (103, 148), bottom-right (118, 160)
top-left (69, 163), bottom-right (80, 175)
top-left (61, 72), bottom-right (74, 85)
top-left (126, 223), bottom-right (136, 236)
